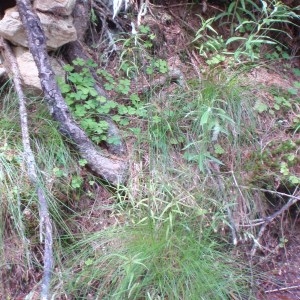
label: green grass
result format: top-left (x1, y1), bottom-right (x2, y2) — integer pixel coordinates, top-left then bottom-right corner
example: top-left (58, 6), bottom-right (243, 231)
top-left (57, 220), bottom-right (252, 299)
top-left (0, 90), bottom-right (81, 295)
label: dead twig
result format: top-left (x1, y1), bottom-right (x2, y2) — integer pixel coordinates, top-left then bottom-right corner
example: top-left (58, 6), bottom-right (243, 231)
top-left (265, 284), bottom-right (300, 293)
top-left (240, 186), bottom-right (300, 201)
top-left (247, 186), bottom-right (300, 256)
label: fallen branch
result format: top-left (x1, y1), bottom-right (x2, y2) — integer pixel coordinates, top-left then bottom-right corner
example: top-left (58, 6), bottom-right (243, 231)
top-left (240, 185), bottom-right (300, 201)
top-left (16, 0), bottom-right (128, 185)
top-left (0, 37), bottom-right (53, 300)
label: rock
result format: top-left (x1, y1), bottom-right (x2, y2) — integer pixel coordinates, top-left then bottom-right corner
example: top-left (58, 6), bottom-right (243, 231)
top-left (0, 54), bottom-right (9, 85)
top-left (38, 11), bottom-right (77, 49)
top-left (0, 7), bottom-right (77, 50)
top-left (72, 0), bottom-right (90, 41)
top-left (0, 0), bottom-right (16, 16)
top-left (34, 0), bottom-right (76, 16)
top-left (0, 8), bottom-right (24, 46)
top-left (13, 46), bottom-right (65, 92)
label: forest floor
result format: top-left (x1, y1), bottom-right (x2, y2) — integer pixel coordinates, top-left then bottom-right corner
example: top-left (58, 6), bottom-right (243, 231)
top-left (1, 1), bottom-right (300, 299)
top-left (260, 221), bottom-right (300, 300)
top-left (5, 59), bottom-right (300, 298)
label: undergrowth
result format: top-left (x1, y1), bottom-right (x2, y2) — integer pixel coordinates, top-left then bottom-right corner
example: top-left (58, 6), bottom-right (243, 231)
top-left (51, 70), bottom-right (265, 298)
top-left (0, 1), bottom-right (299, 298)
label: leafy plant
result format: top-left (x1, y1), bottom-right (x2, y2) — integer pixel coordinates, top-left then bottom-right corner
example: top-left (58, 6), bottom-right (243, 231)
top-left (251, 139), bottom-right (300, 186)
top-left (146, 58), bottom-right (169, 74)
top-left (194, 0), bottom-right (300, 63)
top-left (117, 25), bottom-right (158, 77)
top-left (257, 81), bottom-right (298, 111)
top-left (58, 59), bottom-right (148, 144)
top-left (182, 80), bottom-right (236, 172)
top-left (264, 45), bottom-right (290, 60)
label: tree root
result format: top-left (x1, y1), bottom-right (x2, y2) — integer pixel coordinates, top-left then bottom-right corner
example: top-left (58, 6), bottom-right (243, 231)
top-left (63, 40), bottom-right (128, 157)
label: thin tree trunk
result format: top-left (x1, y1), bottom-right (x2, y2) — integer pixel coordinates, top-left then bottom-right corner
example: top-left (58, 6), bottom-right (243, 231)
top-left (0, 37), bottom-right (53, 300)
top-left (16, 0), bottom-right (128, 185)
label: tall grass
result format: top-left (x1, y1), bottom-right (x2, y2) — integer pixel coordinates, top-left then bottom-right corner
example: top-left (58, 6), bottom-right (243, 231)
top-left (50, 72), bottom-right (263, 299)
top-left (58, 223), bottom-right (251, 299)
top-left (0, 88), bottom-right (80, 296)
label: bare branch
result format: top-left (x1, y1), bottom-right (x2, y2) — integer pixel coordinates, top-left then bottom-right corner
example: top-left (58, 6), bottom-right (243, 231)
top-left (265, 284), bottom-right (300, 293)
top-left (248, 187), bottom-right (300, 256)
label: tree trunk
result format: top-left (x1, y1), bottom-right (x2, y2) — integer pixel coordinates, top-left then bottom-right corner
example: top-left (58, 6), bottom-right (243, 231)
top-left (16, 0), bottom-right (128, 185)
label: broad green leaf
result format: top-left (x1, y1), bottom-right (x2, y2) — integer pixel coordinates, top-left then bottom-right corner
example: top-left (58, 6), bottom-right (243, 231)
top-left (254, 101), bottom-right (268, 113)
top-left (74, 105), bottom-right (86, 117)
top-left (294, 81), bottom-right (300, 88)
top-left (288, 88), bottom-right (298, 95)
top-left (293, 68), bottom-right (300, 76)
top-left (97, 96), bottom-right (107, 103)
top-left (63, 64), bottom-right (74, 72)
top-left (200, 108), bottom-right (211, 126)
top-left (214, 144), bottom-right (225, 154)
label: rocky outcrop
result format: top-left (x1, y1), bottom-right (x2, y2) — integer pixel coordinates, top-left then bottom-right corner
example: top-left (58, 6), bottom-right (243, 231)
top-left (34, 0), bottom-right (76, 16)
top-left (13, 46), bottom-right (65, 92)
top-left (0, 7), bottom-right (77, 50)
top-left (0, 0), bottom-right (77, 92)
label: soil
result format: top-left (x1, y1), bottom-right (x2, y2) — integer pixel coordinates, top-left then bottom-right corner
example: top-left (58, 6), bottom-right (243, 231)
top-left (257, 219), bottom-right (300, 300)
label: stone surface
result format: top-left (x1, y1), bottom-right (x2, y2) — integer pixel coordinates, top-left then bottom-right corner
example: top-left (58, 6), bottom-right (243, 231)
top-left (0, 7), bottom-right (77, 50)
top-left (0, 8), bottom-right (24, 47)
top-left (38, 11), bottom-right (77, 49)
top-left (13, 46), bottom-right (65, 92)
top-left (34, 0), bottom-right (76, 16)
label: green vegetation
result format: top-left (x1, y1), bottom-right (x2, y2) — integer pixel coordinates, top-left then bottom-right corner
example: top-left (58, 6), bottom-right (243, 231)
top-left (57, 53), bottom-right (169, 144)
top-left (60, 225), bottom-right (249, 299)
top-left (58, 58), bottom-right (144, 144)
top-left (194, 0), bottom-right (299, 63)
top-left (1, 0), bottom-right (299, 298)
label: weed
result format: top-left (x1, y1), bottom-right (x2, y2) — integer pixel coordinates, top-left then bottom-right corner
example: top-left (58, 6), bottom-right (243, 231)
top-left (58, 58), bottom-right (149, 144)
top-left (193, 0), bottom-right (300, 63)
top-left (117, 24), bottom-right (157, 77)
